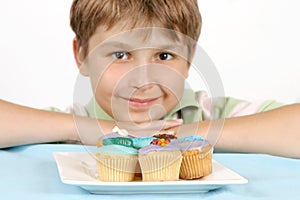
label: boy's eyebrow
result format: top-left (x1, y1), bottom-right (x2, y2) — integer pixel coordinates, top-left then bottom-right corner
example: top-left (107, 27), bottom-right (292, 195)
top-left (99, 41), bottom-right (185, 51)
top-left (99, 41), bottom-right (131, 50)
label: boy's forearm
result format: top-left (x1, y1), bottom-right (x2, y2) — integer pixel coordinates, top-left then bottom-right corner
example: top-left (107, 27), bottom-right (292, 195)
top-left (0, 100), bottom-right (77, 148)
top-left (215, 104), bottom-right (300, 158)
top-left (183, 104), bottom-right (300, 158)
top-left (177, 104), bottom-right (300, 158)
top-left (0, 100), bottom-right (115, 148)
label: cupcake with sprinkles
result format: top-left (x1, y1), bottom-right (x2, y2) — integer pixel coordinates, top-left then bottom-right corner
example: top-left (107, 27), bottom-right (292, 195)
top-left (179, 136), bottom-right (213, 179)
top-left (138, 135), bottom-right (182, 181)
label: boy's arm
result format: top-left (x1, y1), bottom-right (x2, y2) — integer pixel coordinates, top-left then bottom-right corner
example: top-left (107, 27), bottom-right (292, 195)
top-left (0, 100), bottom-right (183, 148)
top-left (0, 100), bottom-right (115, 148)
top-left (177, 104), bottom-right (300, 158)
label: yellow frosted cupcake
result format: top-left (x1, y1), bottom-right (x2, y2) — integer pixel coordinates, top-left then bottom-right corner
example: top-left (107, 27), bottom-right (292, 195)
top-left (138, 137), bottom-right (182, 181)
top-left (179, 136), bottom-right (213, 179)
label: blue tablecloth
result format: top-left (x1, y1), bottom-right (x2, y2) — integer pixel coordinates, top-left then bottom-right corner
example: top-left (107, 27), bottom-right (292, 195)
top-left (1, 144), bottom-right (299, 200)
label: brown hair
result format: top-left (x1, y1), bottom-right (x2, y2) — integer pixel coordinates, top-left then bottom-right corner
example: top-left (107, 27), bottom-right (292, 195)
top-left (70, 0), bottom-right (202, 58)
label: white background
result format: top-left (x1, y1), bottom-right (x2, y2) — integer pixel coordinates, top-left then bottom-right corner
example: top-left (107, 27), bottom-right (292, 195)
top-left (0, 0), bottom-right (299, 110)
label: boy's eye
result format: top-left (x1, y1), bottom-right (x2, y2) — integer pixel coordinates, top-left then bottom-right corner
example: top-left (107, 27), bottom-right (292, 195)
top-left (157, 53), bottom-right (173, 61)
top-left (112, 51), bottom-right (129, 60)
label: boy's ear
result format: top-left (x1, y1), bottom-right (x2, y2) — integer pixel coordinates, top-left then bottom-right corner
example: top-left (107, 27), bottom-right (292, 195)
top-left (72, 38), bottom-right (89, 76)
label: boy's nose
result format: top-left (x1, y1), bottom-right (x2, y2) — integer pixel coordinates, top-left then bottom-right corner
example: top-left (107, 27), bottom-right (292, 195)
top-left (134, 50), bottom-right (153, 67)
top-left (129, 64), bottom-right (151, 89)
top-left (127, 51), bottom-right (155, 88)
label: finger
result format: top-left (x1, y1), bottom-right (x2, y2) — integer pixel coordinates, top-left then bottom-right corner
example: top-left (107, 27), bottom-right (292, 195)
top-left (117, 119), bottom-right (182, 132)
top-left (162, 119), bottom-right (183, 129)
top-left (114, 119), bottom-right (182, 138)
top-left (115, 121), bottom-right (161, 137)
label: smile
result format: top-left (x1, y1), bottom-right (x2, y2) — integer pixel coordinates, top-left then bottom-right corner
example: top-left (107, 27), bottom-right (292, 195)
top-left (124, 97), bottom-right (161, 108)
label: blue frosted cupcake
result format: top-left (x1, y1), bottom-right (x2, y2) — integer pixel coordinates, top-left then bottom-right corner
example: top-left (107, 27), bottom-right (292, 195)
top-left (96, 138), bottom-right (138, 182)
top-left (179, 136), bottom-right (213, 179)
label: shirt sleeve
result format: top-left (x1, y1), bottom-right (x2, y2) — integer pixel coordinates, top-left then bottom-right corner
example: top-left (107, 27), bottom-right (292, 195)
top-left (196, 91), bottom-right (283, 120)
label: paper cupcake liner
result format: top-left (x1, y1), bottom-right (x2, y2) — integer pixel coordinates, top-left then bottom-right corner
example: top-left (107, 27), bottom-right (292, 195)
top-left (96, 153), bottom-right (138, 182)
top-left (138, 151), bottom-right (182, 181)
top-left (180, 147), bottom-right (213, 179)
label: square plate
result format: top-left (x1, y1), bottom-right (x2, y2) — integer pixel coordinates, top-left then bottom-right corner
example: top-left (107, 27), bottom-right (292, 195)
top-left (53, 152), bottom-right (247, 194)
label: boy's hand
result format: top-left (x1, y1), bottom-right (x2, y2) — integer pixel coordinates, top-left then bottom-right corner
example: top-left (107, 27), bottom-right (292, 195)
top-left (73, 117), bottom-right (183, 145)
top-left (116, 119), bottom-right (183, 137)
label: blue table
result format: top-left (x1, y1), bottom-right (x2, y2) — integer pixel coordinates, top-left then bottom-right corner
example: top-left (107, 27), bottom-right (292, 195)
top-left (1, 144), bottom-right (299, 199)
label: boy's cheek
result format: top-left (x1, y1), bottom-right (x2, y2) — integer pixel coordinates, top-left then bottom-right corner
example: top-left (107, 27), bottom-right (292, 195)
top-left (110, 64), bottom-right (185, 94)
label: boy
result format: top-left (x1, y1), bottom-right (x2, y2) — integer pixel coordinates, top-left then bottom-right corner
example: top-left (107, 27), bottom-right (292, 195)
top-left (0, 0), bottom-right (299, 158)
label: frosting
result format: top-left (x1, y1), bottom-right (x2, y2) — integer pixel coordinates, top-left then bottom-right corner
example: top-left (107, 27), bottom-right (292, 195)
top-left (98, 126), bottom-right (132, 141)
top-left (132, 137), bottom-right (155, 148)
top-left (112, 126), bottom-right (129, 136)
top-left (96, 144), bottom-right (138, 155)
top-left (139, 141), bottom-right (181, 154)
top-left (98, 130), bottom-right (211, 153)
top-left (99, 132), bottom-right (135, 140)
top-left (178, 136), bottom-right (210, 151)
top-left (102, 137), bottom-right (134, 148)
top-left (178, 135), bottom-right (205, 143)
top-left (179, 140), bottom-right (210, 151)
top-left (99, 135), bottom-right (154, 149)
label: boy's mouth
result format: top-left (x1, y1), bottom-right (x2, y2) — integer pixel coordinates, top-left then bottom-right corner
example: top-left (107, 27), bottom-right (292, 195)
top-left (124, 97), bottom-right (161, 108)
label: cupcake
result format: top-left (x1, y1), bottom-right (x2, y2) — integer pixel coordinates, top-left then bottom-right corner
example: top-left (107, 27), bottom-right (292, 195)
top-left (138, 137), bottom-right (182, 181)
top-left (96, 126), bottom-right (134, 147)
top-left (96, 129), bottom-right (138, 182)
top-left (179, 136), bottom-right (213, 179)
top-left (96, 143), bottom-right (138, 182)
top-left (97, 127), bottom-right (158, 181)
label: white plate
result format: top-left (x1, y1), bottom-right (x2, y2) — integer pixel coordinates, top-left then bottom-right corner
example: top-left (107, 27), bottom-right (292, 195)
top-left (53, 152), bottom-right (247, 194)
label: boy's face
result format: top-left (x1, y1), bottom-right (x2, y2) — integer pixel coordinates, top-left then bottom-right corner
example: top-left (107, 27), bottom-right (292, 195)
top-left (76, 25), bottom-right (193, 123)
